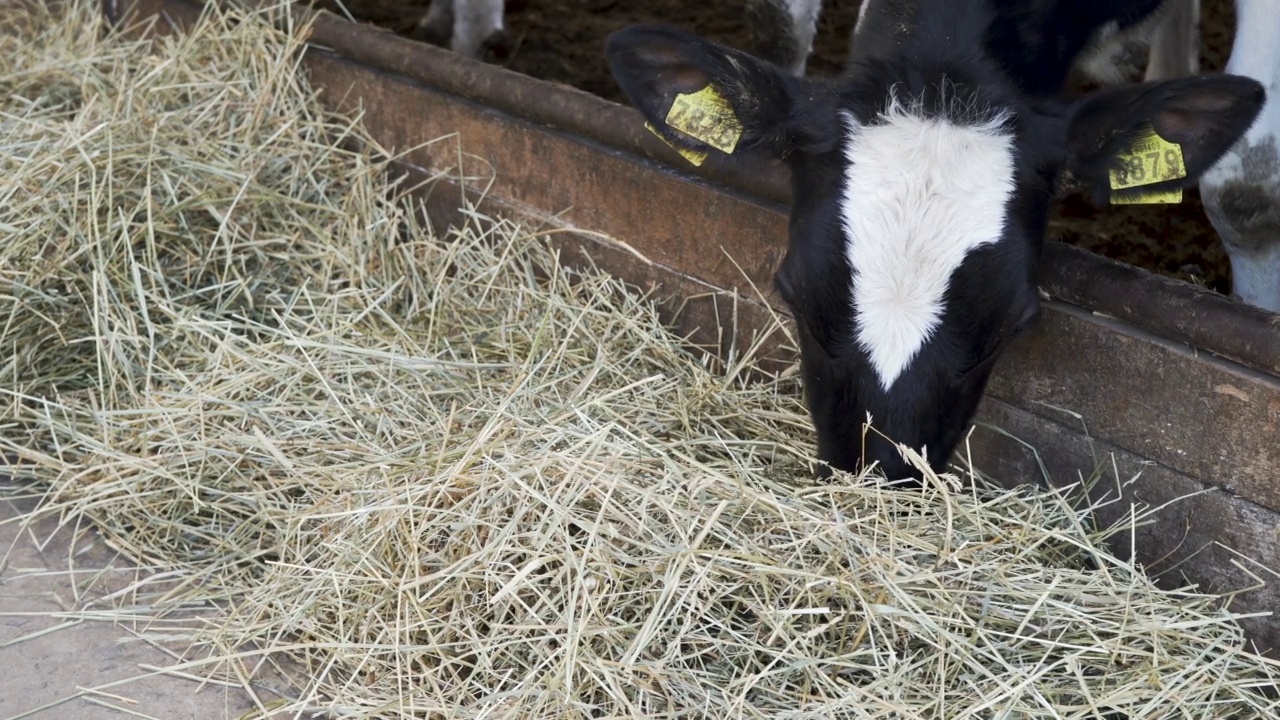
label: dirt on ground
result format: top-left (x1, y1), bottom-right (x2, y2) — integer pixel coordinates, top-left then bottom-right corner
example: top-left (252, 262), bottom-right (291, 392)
top-left (316, 0), bottom-right (1240, 293)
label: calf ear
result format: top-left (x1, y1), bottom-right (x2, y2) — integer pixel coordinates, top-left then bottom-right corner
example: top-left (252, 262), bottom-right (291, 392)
top-left (1061, 75), bottom-right (1265, 203)
top-left (605, 24), bottom-right (822, 159)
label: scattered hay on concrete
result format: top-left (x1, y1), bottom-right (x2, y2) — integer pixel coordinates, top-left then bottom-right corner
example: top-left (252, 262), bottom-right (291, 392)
top-left (2, 1), bottom-right (1277, 718)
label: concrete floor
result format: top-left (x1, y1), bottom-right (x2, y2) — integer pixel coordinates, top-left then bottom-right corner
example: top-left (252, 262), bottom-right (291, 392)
top-left (1, 488), bottom-right (299, 720)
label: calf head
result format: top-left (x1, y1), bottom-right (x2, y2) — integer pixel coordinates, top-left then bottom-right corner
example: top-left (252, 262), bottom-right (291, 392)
top-left (606, 21), bottom-right (1263, 484)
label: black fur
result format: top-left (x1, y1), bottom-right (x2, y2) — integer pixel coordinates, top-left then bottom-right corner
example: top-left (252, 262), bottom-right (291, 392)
top-left (606, 0), bottom-right (1264, 484)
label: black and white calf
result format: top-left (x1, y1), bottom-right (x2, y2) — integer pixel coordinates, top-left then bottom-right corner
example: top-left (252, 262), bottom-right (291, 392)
top-left (606, 0), bottom-right (1264, 482)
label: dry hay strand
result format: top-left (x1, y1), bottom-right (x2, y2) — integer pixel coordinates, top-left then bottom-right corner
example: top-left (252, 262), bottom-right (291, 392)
top-left (2, 1), bottom-right (1278, 718)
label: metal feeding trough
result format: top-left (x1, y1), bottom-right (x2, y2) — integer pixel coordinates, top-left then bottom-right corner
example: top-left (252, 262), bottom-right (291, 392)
top-left (109, 0), bottom-right (1280, 653)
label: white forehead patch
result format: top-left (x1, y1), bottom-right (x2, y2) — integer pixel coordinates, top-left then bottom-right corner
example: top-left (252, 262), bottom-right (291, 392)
top-left (840, 101), bottom-right (1016, 391)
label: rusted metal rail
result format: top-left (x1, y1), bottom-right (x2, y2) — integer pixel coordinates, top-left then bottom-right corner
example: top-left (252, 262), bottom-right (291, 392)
top-left (108, 0), bottom-right (1280, 654)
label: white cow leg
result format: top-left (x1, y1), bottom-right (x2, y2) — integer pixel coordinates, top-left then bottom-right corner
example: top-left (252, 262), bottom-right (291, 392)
top-left (414, 0), bottom-right (455, 49)
top-left (1200, 0), bottom-right (1280, 313)
top-left (783, 0), bottom-right (822, 75)
top-left (451, 0), bottom-right (504, 58)
top-left (1224, 234), bottom-right (1280, 313)
top-left (746, 0), bottom-right (822, 75)
top-left (1144, 0), bottom-right (1200, 81)
top-left (1202, 134), bottom-right (1280, 312)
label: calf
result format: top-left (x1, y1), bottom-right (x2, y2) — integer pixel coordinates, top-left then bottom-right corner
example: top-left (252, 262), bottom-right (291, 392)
top-left (606, 0), bottom-right (1263, 482)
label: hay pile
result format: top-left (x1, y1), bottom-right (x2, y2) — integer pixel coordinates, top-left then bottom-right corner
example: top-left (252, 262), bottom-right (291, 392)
top-left (2, 1), bottom-right (1277, 717)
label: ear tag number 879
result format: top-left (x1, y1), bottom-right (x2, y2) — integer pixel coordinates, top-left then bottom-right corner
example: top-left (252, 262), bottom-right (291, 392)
top-left (1109, 128), bottom-right (1187, 205)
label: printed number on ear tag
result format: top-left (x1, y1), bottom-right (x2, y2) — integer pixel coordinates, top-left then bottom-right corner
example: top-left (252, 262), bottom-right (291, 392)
top-left (1109, 127), bottom-right (1187, 205)
top-left (664, 85), bottom-right (744, 155)
top-left (645, 121), bottom-right (710, 166)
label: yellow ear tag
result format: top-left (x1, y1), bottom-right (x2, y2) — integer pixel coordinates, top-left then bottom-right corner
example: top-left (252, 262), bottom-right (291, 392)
top-left (644, 121), bottom-right (710, 166)
top-left (1109, 127), bottom-right (1187, 205)
top-left (663, 85), bottom-right (744, 155)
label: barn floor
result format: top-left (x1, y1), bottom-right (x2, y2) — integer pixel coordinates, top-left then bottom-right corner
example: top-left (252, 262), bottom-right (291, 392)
top-left (0, 494), bottom-right (297, 719)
